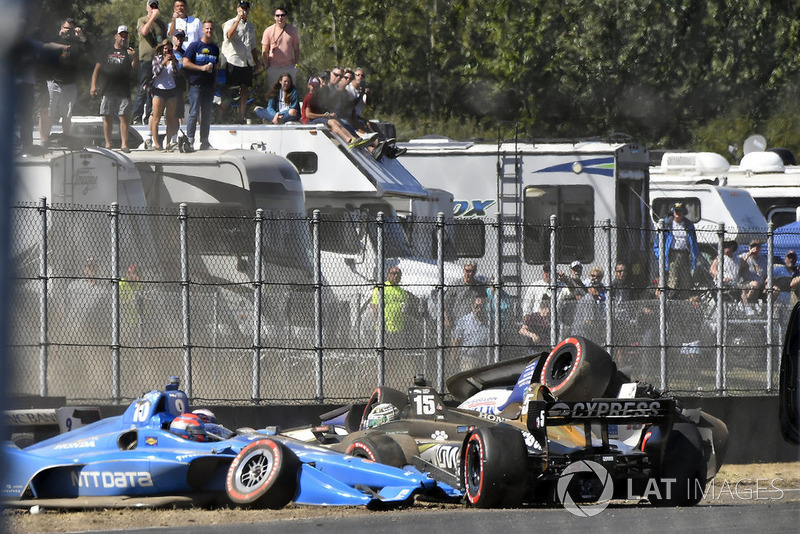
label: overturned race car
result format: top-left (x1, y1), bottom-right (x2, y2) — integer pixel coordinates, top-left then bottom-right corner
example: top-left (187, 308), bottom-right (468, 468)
top-left (0, 377), bottom-right (457, 510)
top-left (312, 336), bottom-right (729, 509)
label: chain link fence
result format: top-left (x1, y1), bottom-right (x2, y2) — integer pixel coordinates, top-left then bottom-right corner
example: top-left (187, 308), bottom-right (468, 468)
top-left (8, 202), bottom-right (789, 404)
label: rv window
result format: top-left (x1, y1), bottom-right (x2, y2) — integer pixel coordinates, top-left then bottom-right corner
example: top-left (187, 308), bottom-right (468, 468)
top-left (651, 197), bottom-right (701, 223)
top-left (285, 152), bottom-right (318, 174)
top-left (522, 185), bottom-right (594, 264)
top-left (453, 219), bottom-right (485, 258)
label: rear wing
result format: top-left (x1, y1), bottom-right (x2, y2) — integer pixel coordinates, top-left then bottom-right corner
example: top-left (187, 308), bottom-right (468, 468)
top-left (525, 397), bottom-right (676, 450)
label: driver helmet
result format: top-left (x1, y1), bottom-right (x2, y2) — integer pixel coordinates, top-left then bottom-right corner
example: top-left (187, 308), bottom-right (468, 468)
top-left (362, 403), bottom-right (400, 429)
top-left (169, 413), bottom-right (208, 442)
top-left (192, 408), bottom-right (217, 424)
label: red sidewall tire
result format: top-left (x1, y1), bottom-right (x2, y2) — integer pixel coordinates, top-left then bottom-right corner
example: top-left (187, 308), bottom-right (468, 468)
top-left (345, 433), bottom-right (409, 468)
top-left (540, 336), bottom-right (614, 400)
top-left (225, 438), bottom-right (299, 509)
top-left (462, 426), bottom-right (526, 508)
top-left (463, 432), bottom-right (487, 506)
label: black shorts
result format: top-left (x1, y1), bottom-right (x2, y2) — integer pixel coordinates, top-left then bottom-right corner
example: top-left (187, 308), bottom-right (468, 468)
top-left (226, 65), bottom-right (254, 87)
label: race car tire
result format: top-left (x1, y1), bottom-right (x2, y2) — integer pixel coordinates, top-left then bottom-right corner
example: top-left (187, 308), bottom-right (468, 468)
top-left (345, 433), bottom-right (409, 468)
top-left (648, 423), bottom-right (707, 507)
top-left (225, 438), bottom-right (300, 509)
top-left (462, 426), bottom-right (527, 508)
top-left (539, 336), bottom-right (614, 400)
top-left (359, 386), bottom-right (408, 428)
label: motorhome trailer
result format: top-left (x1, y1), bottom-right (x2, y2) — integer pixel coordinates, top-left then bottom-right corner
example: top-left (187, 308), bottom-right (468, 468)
top-left (397, 137), bottom-right (651, 290)
top-left (654, 150), bottom-right (800, 228)
top-left (195, 124), bottom-right (463, 340)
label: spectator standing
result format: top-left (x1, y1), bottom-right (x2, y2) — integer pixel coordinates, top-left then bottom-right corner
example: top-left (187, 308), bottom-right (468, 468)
top-left (169, 29), bottom-right (187, 145)
top-left (521, 264), bottom-right (564, 321)
top-left (445, 262), bottom-right (486, 329)
top-left (451, 297), bottom-right (489, 372)
top-left (254, 72), bottom-right (299, 124)
top-left (559, 261), bottom-right (588, 301)
top-left (90, 26), bottom-right (138, 152)
top-left (261, 6), bottom-right (300, 89)
top-left (222, 1), bottom-right (259, 123)
top-left (586, 267), bottom-right (606, 302)
top-left (654, 202), bottom-right (699, 299)
top-left (41, 18), bottom-right (90, 147)
top-left (149, 39), bottom-right (179, 151)
top-left (182, 20), bottom-right (219, 151)
top-left (169, 0), bottom-right (202, 45)
top-left (371, 266), bottom-right (411, 346)
top-left (610, 261), bottom-right (635, 304)
top-left (133, 1), bottom-right (169, 126)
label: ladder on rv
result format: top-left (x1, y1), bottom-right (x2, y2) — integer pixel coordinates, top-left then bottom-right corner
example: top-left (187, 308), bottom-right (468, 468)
top-left (495, 130), bottom-right (522, 294)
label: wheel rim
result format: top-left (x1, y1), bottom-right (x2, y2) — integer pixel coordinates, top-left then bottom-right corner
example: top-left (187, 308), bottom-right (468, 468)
top-left (234, 447), bottom-right (274, 492)
top-left (549, 351), bottom-right (574, 382)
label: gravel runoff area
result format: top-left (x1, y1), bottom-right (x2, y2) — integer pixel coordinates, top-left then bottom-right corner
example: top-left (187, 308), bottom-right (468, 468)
top-left (3, 462), bottom-right (799, 534)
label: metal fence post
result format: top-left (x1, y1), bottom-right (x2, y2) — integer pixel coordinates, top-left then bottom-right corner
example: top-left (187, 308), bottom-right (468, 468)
top-left (436, 212), bottom-right (445, 392)
top-left (549, 214), bottom-right (558, 344)
top-left (715, 223), bottom-right (725, 393)
top-left (604, 218), bottom-right (612, 351)
top-left (252, 208), bottom-right (263, 402)
top-left (312, 210), bottom-right (323, 400)
top-left (179, 203), bottom-right (192, 398)
top-left (493, 217), bottom-right (502, 364)
top-left (110, 202), bottom-right (121, 403)
top-left (37, 197), bottom-right (48, 397)
top-left (766, 221), bottom-right (775, 391)
top-left (376, 212), bottom-right (386, 386)
top-left (657, 219), bottom-right (667, 391)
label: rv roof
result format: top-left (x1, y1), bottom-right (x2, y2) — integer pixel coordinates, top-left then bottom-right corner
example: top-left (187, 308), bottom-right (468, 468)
top-left (400, 138), bottom-right (638, 155)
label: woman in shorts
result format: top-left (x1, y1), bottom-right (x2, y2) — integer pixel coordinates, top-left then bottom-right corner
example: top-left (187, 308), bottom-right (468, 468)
top-left (150, 39), bottom-right (179, 151)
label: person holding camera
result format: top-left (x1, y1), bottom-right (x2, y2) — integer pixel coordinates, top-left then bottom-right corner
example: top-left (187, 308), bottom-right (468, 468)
top-left (222, 1), bottom-right (259, 123)
top-left (90, 26), bottom-right (138, 152)
top-left (40, 18), bottom-right (90, 147)
top-left (133, 0), bottom-right (169, 126)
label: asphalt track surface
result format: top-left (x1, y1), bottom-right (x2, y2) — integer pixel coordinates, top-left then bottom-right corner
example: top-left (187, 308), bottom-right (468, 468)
top-left (113, 493), bottom-right (800, 534)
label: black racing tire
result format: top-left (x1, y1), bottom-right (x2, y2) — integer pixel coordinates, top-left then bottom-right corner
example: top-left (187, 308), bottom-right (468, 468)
top-left (539, 336), bottom-right (614, 400)
top-left (225, 439), bottom-right (300, 509)
top-left (461, 426), bottom-right (527, 508)
top-left (649, 423), bottom-right (707, 507)
top-left (358, 386), bottom-right (408, 429)
top-left (345, 433), bottom-right (409, 468)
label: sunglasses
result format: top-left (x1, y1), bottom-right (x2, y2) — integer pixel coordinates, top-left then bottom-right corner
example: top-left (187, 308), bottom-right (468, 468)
top-left (275, 13), bottom-right (287, 17)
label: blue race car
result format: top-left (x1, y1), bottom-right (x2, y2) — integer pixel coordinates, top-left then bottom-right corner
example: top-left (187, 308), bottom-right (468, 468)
top-left (1, 377), bottom-right (457, 509)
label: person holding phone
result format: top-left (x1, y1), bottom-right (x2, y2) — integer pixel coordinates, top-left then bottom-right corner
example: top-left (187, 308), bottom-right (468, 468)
top-left (149, 39), bottom-right (179, 150)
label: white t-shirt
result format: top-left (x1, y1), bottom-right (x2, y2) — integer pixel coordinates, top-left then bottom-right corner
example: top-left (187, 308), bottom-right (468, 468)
top-left (174, 16), bottom-right (202, 46)
top-left (671, 220), bottom-right (688, 250)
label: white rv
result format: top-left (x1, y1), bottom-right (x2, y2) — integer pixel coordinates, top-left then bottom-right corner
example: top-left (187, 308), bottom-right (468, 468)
top-left (13, 147), bottom-right (153, 273)
top-left (654, 150), bottom-right (800, 228)
top-left (125, 149), bottom-right (310, 284)
top-left (199, 124), bottom-right (463, 340)
top-left (397, 137), bottom-right (651, 288)
top-left (649, 154), bottom-right (768, 248)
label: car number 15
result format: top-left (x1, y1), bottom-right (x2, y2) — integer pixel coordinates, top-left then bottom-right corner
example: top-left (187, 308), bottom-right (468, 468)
top-left (412, 393), bottom-right (436, 415)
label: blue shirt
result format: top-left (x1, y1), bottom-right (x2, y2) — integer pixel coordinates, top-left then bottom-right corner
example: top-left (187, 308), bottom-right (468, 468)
top-left (184, 40), bottom-right (219, 87)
